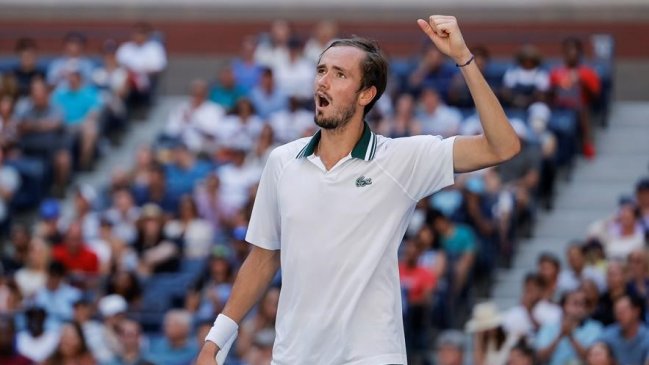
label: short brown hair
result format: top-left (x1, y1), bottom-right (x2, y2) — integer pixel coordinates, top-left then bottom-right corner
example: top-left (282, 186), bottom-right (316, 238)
top-left (321, 37), bottom-right (388, 116)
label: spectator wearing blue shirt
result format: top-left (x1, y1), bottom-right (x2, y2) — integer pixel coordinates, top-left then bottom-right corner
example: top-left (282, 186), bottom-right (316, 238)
top-left (33, 261), bottom-right (82, 330)
top-left (164, 143), bottom-right (212, 205)
top-left (599, 294), bottom-right (649, 365)
top-left (536, 289), bottom-right (603, 365)
top-left (147, 309), bottom-right (198, 365)
top-left (231, 37), bottom-right (263, 94)
top-left (209, 66), bottom-right (247, 111)
top-left (249, 67), bottom-right (288, 120)
top-left (51, 69), bottom-right (102, 170)
top-left (46, 32), bottom-right (95, 89)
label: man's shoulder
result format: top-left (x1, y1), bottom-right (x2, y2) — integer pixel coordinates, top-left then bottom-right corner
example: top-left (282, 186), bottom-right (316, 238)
top-left (269, 138), bottom-right (311, 162)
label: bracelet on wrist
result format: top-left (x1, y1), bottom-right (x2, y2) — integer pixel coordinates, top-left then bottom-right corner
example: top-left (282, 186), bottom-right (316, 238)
top-left (456, 54), bottom-right (475, 68)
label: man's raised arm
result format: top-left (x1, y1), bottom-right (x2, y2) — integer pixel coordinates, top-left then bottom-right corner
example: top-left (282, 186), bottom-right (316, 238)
top-left (417, 15), bottom-right (520, 173)
top-left (196, 245), bottom-right (281, 364)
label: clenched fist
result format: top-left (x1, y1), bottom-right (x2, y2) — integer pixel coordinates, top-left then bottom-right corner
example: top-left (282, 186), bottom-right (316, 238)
top-left (417, 15), bottom-right (472, 65)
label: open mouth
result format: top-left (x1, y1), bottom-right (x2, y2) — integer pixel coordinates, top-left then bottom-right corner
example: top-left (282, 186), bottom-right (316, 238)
top-left (316, 93), bottom-right (331, 108)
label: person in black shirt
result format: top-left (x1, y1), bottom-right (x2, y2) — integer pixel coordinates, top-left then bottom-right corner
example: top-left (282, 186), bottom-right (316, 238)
top-left (12, 39), bottom-right (45, 98)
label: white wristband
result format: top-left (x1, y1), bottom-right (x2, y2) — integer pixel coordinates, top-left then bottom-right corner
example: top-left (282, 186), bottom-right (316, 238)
top-left (205, 314), bottom-right (239, 349)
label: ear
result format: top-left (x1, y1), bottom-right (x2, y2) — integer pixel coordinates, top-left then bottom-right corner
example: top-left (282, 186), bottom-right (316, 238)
top-left (358, 86), bottom-right (377, 107)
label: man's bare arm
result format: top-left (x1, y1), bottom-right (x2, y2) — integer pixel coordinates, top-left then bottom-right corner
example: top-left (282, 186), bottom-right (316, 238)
top-left (197, 245), bottom-right (281, 363)
top-left (417, 15), bottom-right (520, 173)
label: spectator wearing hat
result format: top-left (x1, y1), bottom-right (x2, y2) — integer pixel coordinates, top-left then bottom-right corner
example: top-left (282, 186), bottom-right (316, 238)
top-left (14, 237), bottom-right (50, 299)
top-left (434, 329), bottom-right (466, 365)
top-left (146, 309), bottom-right (197, 365)
top-left (0, 315), bottom-right (32, 365)
top-left (52, 221), bottom-right (99, 275)
top-left (273, 36), bottom-right (315, 102)
top-left (502, 44), bottom-right (549, 109)
top-left (13, 79), bottom-right (71, 194)
top-left (535, 289), bottom-right (603, 365)
top-left (33, 261), bottom-right (82, 327)
top-left (599, 294), bottom-right (649, 365)
top-left (466, 302), bottom-right (518, 365)
top-left (249, 67), bottom-right (288, 120)
top-left (209, 65), bottom-right (247, 111)
top-left (105, 318), bottom-right (152, 365)
top-left (16, 307), bottom-right (59, 363)
top-left (94, 294), bottom-right (128, 361)
top-left (134, 203), bottom-right (180, 275)
top-left (164, 79), bottom-right (226, 155)
top-left (550, 37), bottom-right (601, 159)
top-left (46, 32), bottom-right (94, 89)
top-left (51, 65), bottom-right (102, 171)
top-left (34, 199), bottom-right (63, 244)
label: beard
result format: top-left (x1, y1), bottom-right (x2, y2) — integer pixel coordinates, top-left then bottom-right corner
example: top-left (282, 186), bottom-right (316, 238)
top-left (314, 100), bottom-right (357, 131)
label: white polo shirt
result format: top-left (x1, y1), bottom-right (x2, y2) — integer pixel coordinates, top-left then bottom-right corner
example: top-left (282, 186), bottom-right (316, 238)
top-left (246, 123), bottom-right (455, 365)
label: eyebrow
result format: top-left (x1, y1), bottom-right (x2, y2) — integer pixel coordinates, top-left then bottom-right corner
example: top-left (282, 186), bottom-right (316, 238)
top-left (317, 64), bottom-right (349, 74)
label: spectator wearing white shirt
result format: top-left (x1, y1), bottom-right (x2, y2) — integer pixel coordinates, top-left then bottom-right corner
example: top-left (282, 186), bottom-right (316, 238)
top-left (557, 242), bottom-right (606, 296)
top-left (274, 37), bottom-right (316, 102)
top-left (218, 139), bottom-right (260, 214)
top-left (268, 96), bottom-right (314, 144)
top-left (417, 87), bottom-right (462, 137)
top-left (92, 40), bottom-right (129, 134)
top-left (221, 98), bottom-right (264, 145)
top-left (0, 148), bottom-right (20, 228)
top-left (254, 20), bottom-right (292, 69)
top-left (17, 306), bottom-right (60, 363)
top-left (502, 273), bottom-right (562, 341)
top-left (164, 79), bottom-right (226, 154)
top-left (304, 20), bottom-right (338, 65)
top-left (502, 45), bottom-right (549, 109)
top-left (116, 22), bottom-right (167, 106)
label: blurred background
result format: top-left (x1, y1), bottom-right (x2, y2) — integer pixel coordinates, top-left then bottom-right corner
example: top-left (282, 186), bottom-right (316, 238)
top-left (0, 0), bottom-right (648, 364)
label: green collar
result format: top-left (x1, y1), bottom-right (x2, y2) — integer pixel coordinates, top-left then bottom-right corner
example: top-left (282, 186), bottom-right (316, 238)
top-left (296, 122), bottom-right (377, 161)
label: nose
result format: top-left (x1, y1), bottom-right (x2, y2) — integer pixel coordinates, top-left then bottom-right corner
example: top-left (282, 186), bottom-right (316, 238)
top-left (316, 70), bottom-right (330, 90)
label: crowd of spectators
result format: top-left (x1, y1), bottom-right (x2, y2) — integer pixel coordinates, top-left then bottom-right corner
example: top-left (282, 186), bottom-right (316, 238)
top-left (0, 18), bottom-right (615, 365)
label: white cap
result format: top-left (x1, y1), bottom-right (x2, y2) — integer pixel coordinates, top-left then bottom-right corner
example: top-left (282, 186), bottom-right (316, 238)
top-left (98, 294), bottom-right (128, 317)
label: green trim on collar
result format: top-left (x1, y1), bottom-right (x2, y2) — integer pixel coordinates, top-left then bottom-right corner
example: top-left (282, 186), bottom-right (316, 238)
top-left (296, 122), bottom-right (376, 161)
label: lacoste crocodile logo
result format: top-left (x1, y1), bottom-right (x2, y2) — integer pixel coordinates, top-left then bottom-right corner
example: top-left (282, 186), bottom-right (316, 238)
top-left (355, 176), bottom-right (372, 187)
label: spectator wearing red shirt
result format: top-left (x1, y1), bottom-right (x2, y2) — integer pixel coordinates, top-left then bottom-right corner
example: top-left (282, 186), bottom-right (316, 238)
top-left (53, 221), bottom-right (99, 275)
top-left (399, 240), bottom-right (436, 362)
top-left (550, 37), bottom-right (601, 159)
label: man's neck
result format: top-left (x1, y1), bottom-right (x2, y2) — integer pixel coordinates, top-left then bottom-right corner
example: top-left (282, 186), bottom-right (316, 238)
top-left (317, 119), bottom-right (364, 170)
top-left (622, 321), bottom-right (640, 339)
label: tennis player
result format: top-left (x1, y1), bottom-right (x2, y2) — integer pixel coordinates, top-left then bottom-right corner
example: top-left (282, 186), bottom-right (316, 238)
top-left (198, 15), bottom-right (520, 365)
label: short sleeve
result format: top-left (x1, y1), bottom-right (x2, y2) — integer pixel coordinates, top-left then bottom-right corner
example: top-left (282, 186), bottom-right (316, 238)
top-left (387, 135), bottom-right (456, 201)
top-left (245, 148), bottom-right (283, 250)
top-left (534, 324), bottom-right (557, 350)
